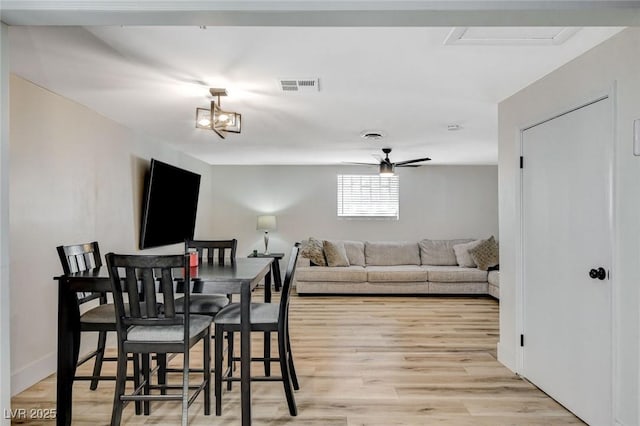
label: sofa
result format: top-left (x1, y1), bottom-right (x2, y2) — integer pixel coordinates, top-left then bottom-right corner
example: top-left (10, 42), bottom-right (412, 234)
top-left (294, 239), bottom-right (499, 298)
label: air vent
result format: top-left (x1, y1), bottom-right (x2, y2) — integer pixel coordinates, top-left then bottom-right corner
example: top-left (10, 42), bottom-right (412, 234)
top-left (360, 130), bottom-right (386, 141)
top-left (444, 27), bottom-right (581, 46)
top-left (279, 78), bottom-right (320, 92)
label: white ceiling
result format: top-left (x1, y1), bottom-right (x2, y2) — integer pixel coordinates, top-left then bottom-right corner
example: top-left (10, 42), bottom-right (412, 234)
top-left (5, 4), bottom-right (626, 165)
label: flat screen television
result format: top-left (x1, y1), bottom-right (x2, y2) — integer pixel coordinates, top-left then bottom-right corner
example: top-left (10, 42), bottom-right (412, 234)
top-left (139, 159), bottom-right (201, 249)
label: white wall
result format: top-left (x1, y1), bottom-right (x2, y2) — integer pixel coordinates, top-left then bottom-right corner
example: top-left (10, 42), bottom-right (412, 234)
top-left (498, 28), bottom-right (640, 425)
top-left (206, 165), bottom-right (498, 267)
top-left (1, 22), bottom-right (11, 426)
top-left (8, 75), bottom-right (216, 395)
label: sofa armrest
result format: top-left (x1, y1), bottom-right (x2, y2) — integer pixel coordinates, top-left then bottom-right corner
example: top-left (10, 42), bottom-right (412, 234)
top-left (296, 256), bottom-right (311, 268)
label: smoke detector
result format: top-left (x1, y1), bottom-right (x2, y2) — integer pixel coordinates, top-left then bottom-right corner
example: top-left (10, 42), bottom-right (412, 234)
top-left (360, 130), bottom-right (385, 141)
top-left (447, 124), bottom-right (462, 131)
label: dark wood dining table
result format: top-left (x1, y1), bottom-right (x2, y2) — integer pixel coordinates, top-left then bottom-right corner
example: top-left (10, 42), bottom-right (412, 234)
top-left (54, 257), bottom-right (273, 426)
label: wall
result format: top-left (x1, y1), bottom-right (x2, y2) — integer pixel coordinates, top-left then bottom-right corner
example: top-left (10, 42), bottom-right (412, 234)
top-left (8, 76), bottom-right (499, 396)
top-left (8, 75), bottom-right (216, 394)
top-left (1, 23), bottom-right (11, 426)
top-left (498, 28), bottom-right (640, 425)
top-left (205, 164), bottom-right (498, 267)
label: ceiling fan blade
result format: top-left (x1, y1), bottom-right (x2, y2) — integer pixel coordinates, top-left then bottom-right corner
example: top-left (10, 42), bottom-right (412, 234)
top-left (342, 162), bottom-right (378, 166)
top-left (393, 157), bottom-right (432, 166)
top-left (396, 164), bottom-right (423, 167)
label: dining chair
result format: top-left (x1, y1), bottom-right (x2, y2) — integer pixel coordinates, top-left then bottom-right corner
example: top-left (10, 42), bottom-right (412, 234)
top-left (56, 242), bottom-right (121, 391)
top-left (213, 243), bottom-right (301, 416)
top-left (105, 252), bottom-right (211, 426)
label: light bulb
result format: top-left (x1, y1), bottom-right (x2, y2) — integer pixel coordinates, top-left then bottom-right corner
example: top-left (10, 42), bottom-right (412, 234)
top-left (198, 118), bottom-right (211, 127)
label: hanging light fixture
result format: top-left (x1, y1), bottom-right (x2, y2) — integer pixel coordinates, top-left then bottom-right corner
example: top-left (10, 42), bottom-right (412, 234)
top-left (195, 88), bottom-right (242, 139)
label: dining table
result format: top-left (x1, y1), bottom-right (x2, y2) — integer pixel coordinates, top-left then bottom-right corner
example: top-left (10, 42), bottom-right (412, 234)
top-left (54, 256), bottom-right (273, 426)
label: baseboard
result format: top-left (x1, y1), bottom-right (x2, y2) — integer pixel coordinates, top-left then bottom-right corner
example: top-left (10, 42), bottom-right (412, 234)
top-left (11, 352), bottom-right (56, 396)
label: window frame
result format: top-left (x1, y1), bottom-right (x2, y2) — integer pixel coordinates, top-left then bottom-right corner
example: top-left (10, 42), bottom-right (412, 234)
top-left (336, 174), bottom-right (400, 220)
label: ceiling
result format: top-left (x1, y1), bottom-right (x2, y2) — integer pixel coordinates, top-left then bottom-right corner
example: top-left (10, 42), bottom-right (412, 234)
top-left (4, 2), bottom-right (629, 166)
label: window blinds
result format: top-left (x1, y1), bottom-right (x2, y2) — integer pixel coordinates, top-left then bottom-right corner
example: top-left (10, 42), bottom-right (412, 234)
top-left (337, 174), bottom-right (399, 219)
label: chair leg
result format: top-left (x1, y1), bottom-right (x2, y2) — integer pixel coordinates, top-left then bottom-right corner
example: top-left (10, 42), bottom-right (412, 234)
top-left (157, 353), bottom-right (167, 395)
top-left (286, 327), bottom-right (300, 391)
top-left (226, 331), bottom-right (234, 391)
top-left (278, 331), bottom-right (297, 416)
top-left (90, 331), bottom-right (107, 390)
top-left (264, 331), bottom-right (271, 377)
top-left (142, 354), bottom-right (150, 415)
top-left (132, 353), bottom-right (142, 415)
top-left (181, 348), bottom-right (190, 426)
top-left (214, 324), bottom-right (223, 416)
top-left (110, 346), bottom-right (128, 426)
top-left (204, 330), bottom-right (211, 416)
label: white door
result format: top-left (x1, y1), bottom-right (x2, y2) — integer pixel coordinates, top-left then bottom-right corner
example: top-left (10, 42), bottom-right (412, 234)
top-left (522, 97), bottom-right (612, 425)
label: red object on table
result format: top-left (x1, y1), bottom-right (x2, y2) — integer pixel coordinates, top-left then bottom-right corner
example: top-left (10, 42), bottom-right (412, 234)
top-left (189, 252), bottom-right (198, 267)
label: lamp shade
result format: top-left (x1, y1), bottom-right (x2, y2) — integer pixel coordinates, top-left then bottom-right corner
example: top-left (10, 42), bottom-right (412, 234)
top-left (257, 215), bottom-right (277, 231)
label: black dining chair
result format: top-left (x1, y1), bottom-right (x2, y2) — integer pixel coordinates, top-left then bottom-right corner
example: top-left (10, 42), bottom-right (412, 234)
top-left (105, 252), bottom-right (211, 426)
top-left (56, 242), bottom-right (129, 391)
top-left (213, 243), bottom-right (301, 416)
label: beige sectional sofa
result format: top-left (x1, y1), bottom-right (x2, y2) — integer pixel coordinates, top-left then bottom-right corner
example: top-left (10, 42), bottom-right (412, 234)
top-left (294, 239), bottom-right (499, 298)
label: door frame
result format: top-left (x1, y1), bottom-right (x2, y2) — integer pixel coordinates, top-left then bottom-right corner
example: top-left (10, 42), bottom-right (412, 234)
top-left (515, 84), bottom-right (618, 423)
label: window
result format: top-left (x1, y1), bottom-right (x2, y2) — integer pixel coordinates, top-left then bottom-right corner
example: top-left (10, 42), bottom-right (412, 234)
top-left (337, 174), bottom-right (399, 219)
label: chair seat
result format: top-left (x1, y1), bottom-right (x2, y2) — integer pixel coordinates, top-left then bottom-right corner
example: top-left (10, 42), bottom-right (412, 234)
top-left (127, 314), bottom-right (213, 342)
top-left (214, 303), bottom-right (279, 326)
top-left (174, 294), bottom-right (229, 315)
top-left (81, 302), bottom-right (157, 324)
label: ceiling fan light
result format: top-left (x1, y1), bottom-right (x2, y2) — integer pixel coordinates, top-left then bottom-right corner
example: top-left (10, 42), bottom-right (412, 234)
top-left (379, 162), bottom-right (395, 176)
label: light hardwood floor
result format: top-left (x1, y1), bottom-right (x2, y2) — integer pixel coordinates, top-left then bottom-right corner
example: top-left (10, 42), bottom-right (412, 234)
top-left (11, 292), bottom-right (583, 425)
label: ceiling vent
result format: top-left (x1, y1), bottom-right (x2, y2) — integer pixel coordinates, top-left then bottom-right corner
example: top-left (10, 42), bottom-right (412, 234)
top-left (444, 27), bottom-right (581, 46)
top-left (279, 78), bottom-right (320, 92)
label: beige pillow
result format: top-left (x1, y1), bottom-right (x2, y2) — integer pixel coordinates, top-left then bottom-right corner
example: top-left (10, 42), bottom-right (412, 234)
top-left (469, 236), bottom-right (499, 271)
top-left (323, 240), bottom-right (350, 267)
top-left (419, 239), bottom-right (473, 266)
top-left (300, 237), bottom-right (327, 266)
top-left (343, 240), bottom-right (365, 266)
top-left (452, 239), bottom-right (483, 268)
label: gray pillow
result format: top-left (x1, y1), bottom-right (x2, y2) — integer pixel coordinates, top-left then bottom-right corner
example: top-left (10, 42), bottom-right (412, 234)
top-left (300, 237), bottom-right (327, 266)
top-left (323, 240), bottom-right (350, 267)
top-left (365, 241), bottom-right (420, 266)
top-left (343, 240), bottom-right (365, 266)
top-left (453, 239), bottom-right (483, 268)
top-left (419, 239), bottom-right (473, 266)
top-left (469, 236), bottom-right (499, 271)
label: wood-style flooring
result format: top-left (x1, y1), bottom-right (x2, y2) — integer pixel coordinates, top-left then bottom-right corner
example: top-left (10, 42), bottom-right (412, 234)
top-left (11, 291), bottom-right (583, 425)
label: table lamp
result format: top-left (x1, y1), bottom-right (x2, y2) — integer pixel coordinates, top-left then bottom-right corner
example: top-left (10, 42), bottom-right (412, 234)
top-left (257, 215), bottom-right (277, 254)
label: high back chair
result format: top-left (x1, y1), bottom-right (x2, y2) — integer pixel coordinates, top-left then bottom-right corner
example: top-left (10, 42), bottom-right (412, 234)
top-left (105, 252), bottom-right (211, 426)
top-left (56, 242), bottom-right (115, 391)
top-left (213, 243), bottom-right (301, 416)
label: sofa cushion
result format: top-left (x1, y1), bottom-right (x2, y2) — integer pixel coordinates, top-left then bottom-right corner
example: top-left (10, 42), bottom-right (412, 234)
top-left (453, 239), bottom-right (483, 267)
top-left (323, 240), bottom-right (350, 267)
top-left (423, 265), bottom-right (488, 282)
top-left (344, 240), bottom-right (366, 266)
top-left (300, 237), bottom-right (327, 266)
top-left (419, 239), bottom-right (473, 266)
top-left (296, 266), bottom-right (367, 283)
top-left (488, 270), bottom-right (500, 287)
top-left (469, 236), bottom-right (499, 271)
top-left (365, 241), bottom-right (420, 266)
top-left (366, 265), bottom-right (428, 282)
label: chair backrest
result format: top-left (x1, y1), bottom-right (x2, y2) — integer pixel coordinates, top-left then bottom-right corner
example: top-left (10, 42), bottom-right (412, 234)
top-left (278, 243), bottom-right (301, 324)
top-left (105, 253), bottom-right (190, 335)
top-left (57, 241), bottom-right (102, 274)
top-left (186, 239), bottom-right (237, 265)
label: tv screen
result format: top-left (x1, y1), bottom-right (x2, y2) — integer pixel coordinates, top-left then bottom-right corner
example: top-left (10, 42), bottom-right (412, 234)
top-left (139, 159), bottom-right (201, 249)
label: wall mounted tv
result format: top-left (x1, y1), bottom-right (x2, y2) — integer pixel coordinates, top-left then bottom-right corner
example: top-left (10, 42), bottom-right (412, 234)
top-left (139, 159), bottom-right (201, 249)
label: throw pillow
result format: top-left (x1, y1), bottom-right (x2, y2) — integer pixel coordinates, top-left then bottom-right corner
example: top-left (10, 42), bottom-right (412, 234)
top-left (469, 236), bottom-right (499, 271)
top-left (323, 240), bottom-right (350, 267)
top-left (452, 239), bottom-right (483, 268)
top-left (300, 237), bottom-right (327, 266)
top-left (343, 240), bottom-right (366, 266)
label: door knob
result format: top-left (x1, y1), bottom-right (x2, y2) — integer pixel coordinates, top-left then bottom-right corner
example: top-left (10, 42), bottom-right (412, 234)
top-left (589, 267), bottom-right (606, 280)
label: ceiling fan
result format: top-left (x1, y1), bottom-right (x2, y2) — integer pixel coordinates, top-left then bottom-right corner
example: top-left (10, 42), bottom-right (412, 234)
top-left (347, 148), bottom-right (431, 176)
